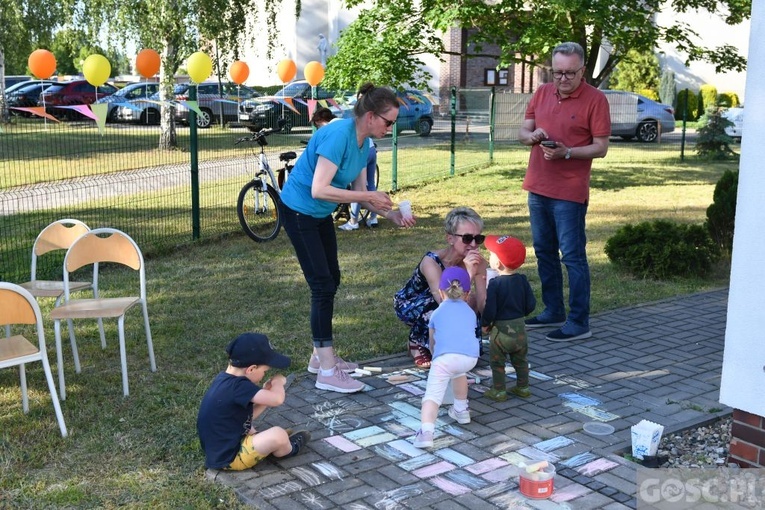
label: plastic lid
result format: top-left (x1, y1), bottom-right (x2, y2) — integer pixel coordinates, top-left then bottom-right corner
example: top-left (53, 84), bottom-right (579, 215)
top-left (583, 422), bottom-right (615, 436)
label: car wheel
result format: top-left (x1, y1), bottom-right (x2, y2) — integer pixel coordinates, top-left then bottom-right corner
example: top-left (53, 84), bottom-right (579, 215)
top-left (107, 108), bottom-right (119, 123)
top-left (282, 118), bottom-right (293, 134)
top-left (196, 109), bottom-right (212, 128)
top-left (636, 121), bottom-right (658, 143)
top-left (416, 118), bottom-right (433, 137)
top-left (140, 108), bottom-right (160, 125)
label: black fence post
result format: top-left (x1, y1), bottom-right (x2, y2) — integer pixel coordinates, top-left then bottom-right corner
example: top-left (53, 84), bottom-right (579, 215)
top-left (190, 85), bottom-right (200, 239)
top-left (450, 86), bottom-right (456, 176)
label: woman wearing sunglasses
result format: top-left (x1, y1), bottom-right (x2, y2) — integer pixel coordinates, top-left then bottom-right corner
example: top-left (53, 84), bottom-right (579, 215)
top-left (280, 82), bottom-right (416, 394)
top-left (394, 206), bottom-right (488, 368)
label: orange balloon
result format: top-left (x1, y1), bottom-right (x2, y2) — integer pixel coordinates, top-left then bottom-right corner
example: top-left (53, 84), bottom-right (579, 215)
top-left (136, 49), bottom-right (161, 78)
top-left (28, 49), bottom-right (56, 79)
top-left (304, 61), bottom-right (325, 87)
top-left (276, 59), bottom-right (297, 83)
top-left (229, 61), bottom-right (250, 85)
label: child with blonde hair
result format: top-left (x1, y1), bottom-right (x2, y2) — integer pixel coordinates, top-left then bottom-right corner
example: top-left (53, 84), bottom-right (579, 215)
top-left (413, 266), bottom-right (480, 448)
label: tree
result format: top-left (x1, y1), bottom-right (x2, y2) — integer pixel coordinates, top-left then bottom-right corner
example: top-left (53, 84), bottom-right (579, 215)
top-left (0, 0), bottom-right (75, 121)
top-left (77, 0), bottom-right (283, 149)
top-left (608, 49), bottom-right (661, 99)
top-left (326, 0), bottom-right (750, 90)
top-left (659, 68), bottom-right (677, 109)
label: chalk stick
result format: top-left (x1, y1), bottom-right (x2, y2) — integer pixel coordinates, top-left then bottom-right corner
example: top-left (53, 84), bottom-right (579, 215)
top-left (354, 368), bottom-right (372, 376)
top-left (525, 460), bottom-right (548, 473)
top-left (362, 366), bottom-right (382, 373)
top-left (387, 375), bottom-right (409, 382)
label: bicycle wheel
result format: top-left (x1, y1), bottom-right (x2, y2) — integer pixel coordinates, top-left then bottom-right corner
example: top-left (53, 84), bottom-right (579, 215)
top-left (237, 180), bottom-right (281, 242)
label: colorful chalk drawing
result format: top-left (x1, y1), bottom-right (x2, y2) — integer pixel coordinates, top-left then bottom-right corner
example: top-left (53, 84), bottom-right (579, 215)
top-left (560, 451), bottom-right (599, 468)
top-left (534, 436), bottom-right (575, 452)
top-left (434, 448), bottom-right (474, 467)
top-left (430, 475), bottom-right (471, 496)
top-left (553, 374), bottom-right (595, 389)
top-left (373, 485), bottom-right (423, 510)
top-left (312, 461), bottom-right (343, 480)
top-left (443, 470), bottom-right (490, 490)
top-left (398, 452), bottom-right (439, 471)
top-left (312, 400), bottom-right (365, 435)
top-left (559, 392), bottom-right (620, 422)
top-left (575, 458), bottom-right (619, 477)
top-left (259, 480), bottom-right (304, 498)
top-left (374, 443), bottom-right (410, 462)
top-left (412, 460), bottom-right (456, 478)
top-left (291, 466), bottom-right (323, 486)
top-left (558, 392), bottom-right (601, 406)
top-left (515, 446), bottom-right (561, 463)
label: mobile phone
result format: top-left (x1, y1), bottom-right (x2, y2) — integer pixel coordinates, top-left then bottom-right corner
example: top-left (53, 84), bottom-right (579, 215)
top-left (540, 140), bottom-right (557, 148)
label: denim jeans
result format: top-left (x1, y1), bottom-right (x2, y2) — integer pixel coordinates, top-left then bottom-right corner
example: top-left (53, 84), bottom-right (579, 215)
top-left (280, 202), bottom-right (340, 348)
top-left (527, 192), bottom-right (590, 330)
top-left (350, 144), bottom-right (377, 219)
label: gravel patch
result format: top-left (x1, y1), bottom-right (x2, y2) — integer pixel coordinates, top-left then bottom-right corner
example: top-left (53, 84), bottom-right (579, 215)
top-left (657, 415), bottom-right (733, 468)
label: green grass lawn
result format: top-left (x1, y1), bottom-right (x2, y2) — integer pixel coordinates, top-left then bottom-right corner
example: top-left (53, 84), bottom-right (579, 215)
top-left (0, 145), bottom-right (734, 507)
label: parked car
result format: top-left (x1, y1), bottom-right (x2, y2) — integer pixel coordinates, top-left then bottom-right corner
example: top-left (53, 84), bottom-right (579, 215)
top-left (173, 81), bottom-right (260, 128)
top-left (115, 90), bottom-right (162, 124)
top-left (603, 90), bottom-right (675, 142)
top-left (722, 107), bottom-right (743, 142)
top-left (3, 75), bottom-right (32, 90)
top-left (393, 89), bottom-right (435, 136)
top-left (40, 79), bottom-right (119, 119)
top-left (239, 80), bottom-right (351, 133)
top-left (5, 82), bottom-right (57, 112)
top-left (4, 78), bottom-right (58, 96)
top-left (94, 82), bottom-right (160, 122)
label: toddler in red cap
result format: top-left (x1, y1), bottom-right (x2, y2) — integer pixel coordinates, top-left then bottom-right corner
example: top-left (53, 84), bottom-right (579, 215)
top-left (481, 236), bottom-right (537, 401)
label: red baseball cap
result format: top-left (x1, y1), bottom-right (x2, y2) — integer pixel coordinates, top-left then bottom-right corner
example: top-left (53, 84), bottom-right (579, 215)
top-left (485, 235), bottom-right (526, 270)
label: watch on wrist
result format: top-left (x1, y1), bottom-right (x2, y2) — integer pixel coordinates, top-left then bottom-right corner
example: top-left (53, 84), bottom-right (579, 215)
top-left (565, 148), bottom-right (572, 160)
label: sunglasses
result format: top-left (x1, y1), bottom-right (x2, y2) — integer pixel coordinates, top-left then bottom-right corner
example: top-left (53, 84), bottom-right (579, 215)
top-left (375, 112), bottom-right (396, 127)
top-left (451, 233), bottom-right (485, 245)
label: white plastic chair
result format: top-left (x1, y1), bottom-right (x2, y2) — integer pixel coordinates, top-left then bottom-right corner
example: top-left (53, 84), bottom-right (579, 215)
top-left (0, 282), bottom-right (68, 437)
top-left (50, 228), bottom-right (157, 399)
top-left (16, 219), bottom-right (106, 349)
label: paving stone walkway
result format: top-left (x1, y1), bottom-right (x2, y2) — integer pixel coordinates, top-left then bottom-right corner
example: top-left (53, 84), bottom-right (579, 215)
top-left (206, 288), bottom-right (729, 509)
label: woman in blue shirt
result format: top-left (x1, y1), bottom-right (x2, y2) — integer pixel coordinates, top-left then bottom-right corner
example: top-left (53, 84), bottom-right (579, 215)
top-left (279, 83), bottom-right (416, 393)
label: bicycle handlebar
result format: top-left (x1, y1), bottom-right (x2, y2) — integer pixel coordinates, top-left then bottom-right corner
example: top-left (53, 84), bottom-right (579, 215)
top-left (235, 127), bottom-right (279, 145)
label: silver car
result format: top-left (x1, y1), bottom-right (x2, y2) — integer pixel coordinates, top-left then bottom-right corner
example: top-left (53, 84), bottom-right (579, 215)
top-left (604, 90), bottom-right (676, 143)
top-left (722, 107), bottom-right (743, 142)
top-left (95, 82), bottom-right (160, 122)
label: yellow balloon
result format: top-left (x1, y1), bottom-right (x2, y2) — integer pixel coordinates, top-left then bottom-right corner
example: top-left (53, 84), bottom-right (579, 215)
top-left (187, 52), bottom-right (212, 83)
top-left (83, 54), bottom-right (111, 87)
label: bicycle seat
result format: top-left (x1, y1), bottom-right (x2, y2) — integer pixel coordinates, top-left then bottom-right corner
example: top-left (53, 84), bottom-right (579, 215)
top-left (279, 151), bottom-right (297, 162)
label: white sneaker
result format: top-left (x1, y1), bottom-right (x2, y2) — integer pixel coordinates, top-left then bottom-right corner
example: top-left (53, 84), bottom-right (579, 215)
top-left (413, 429), bottom-right (434, 448)
top-left (315, 367), bottom-right (364, 393)
top-left (307, 355), bottom-right (358, 374)
top-left (338, 221), bottom-right (359, 231)
top-left (448, 406), bottom-right (471, 424)
top-left (367, 216), bottom-right (378, 227)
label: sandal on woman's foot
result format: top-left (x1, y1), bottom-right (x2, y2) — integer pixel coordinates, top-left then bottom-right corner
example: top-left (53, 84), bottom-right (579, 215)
top-left (410, 345), bottom-right (432, 368)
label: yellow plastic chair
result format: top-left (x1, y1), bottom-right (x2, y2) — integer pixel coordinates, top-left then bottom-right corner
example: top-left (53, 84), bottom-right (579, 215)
top-left (16, 219), bottom-right (106, 349)
top-left (50, 228), bottom-right (157, 399)
top-left (0, 282), bottom-right (68, 437)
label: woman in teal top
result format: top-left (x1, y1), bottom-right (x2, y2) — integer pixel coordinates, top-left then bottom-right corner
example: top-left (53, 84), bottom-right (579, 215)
top-left (279, 83), bottom-right (416, 394)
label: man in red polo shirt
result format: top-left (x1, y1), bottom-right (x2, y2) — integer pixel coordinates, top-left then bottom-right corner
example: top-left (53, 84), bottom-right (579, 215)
top-left (518, 41), bottom-right (611, 342)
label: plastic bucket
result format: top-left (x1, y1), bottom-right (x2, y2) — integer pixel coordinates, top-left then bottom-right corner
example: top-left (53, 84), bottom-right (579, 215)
top-left (519, 464), bottom-right (555, 499)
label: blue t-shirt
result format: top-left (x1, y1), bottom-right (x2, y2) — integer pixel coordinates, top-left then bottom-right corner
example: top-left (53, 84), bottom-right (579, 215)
top-left (280, 118), bottom-right (370, 218)
top-left (428, 299), bottom-right (480, 359)
top-left (197, 372), bottom-right (261, 469)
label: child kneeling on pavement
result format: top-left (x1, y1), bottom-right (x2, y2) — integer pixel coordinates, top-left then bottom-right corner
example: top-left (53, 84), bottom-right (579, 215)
top-left (197, 332), bottom-right (310, 470)
top-left (413, 267), bottom-right (480, 448)
top-left (481, 235), bottom-right (536, 401)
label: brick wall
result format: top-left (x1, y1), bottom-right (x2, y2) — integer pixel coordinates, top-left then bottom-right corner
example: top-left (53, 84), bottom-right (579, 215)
top-left (728, 408), bottom-right (765, 467)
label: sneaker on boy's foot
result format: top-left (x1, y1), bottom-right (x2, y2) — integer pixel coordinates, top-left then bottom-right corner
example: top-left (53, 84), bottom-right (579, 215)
top-left (448, 406), bottom-right (471, 424)
top-left (307, 355), bottom-right (358, 374)
top-left (485, 389), bottom-right (508, 402)
top-left (510, 386), bottom-right (531, 398)
top-left (412, 429), bottom-right (434, 448)
top-left (315, 367), bottom-right (364, 393)
top-left (366, 216), bottom-right (378, 227)
top-left (284, 430), bottom-right (311, 458)
top-left (338, 220), bottom-right (359, 231)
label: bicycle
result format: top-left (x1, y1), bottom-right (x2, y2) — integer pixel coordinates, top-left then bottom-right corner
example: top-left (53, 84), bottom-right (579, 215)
top-left (235, 125), bottom-right (297, 242)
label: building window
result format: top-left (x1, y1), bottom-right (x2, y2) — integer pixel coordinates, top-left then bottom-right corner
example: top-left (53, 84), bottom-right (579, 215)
top-left (484, 69), bottom-right (496, 86)
top-left (498, 69), bottom-right (509, 86)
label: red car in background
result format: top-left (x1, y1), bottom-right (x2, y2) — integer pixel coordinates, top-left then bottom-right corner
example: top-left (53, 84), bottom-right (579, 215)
top-left (39, 79), bottom-right (118, 120)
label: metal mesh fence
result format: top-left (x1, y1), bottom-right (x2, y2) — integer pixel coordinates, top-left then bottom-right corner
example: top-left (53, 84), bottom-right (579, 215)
top-left (0, 86), bottom-right (735, 284)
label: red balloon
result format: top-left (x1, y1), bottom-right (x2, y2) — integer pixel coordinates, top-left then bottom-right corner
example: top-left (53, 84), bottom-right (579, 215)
top-left (136, 49), bottom-right (161, 78)
top-left (304, 61), bottom-right (325, 87)
top-left (229, 61), bottom-right (250, 85)
top-left (28, 49), bottom-right (56, 80)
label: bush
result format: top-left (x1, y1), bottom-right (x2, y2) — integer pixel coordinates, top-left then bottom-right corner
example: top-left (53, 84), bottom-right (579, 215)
top-left (676, 89), bottom-right (698, 121)
top-left (698, 84), bottom-right (718, 119)
top-left (705, 169), bottom-right (738, 255)
top-left (717, 92), bottom-right (740, 108)
top-left (659, 68), bottom-right (676, 109)
top-left (604, 220), bottom-right (720, 279)
top-left (695, 106), bottom-right (738, 160)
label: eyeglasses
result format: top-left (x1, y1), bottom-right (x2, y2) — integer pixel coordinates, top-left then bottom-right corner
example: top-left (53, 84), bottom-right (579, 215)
top-left (551, 66), bottom-right (584, 80)
top-left (451, 233), bottom-right (485, 245)
top-left (375, 112), bottom-right (396, 127)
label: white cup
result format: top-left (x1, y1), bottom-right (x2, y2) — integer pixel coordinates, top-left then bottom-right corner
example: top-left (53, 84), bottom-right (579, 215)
top-left (398, 200), bottom-right (413, 220)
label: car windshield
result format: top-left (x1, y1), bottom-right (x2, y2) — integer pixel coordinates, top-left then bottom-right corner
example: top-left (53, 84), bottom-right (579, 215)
top-left (44, 85), bottom-right (65, 94)
top-left (273, 82), bottom-right (309, 98)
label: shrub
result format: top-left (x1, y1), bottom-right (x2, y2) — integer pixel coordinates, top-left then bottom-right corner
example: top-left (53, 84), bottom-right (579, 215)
top-left (697, 84), bottom-right (718, 119)
top-left (676, 89), bottom-right (698, 121)
top-left (695, 106), bottom-right (738, 160)
top-left (659, 68), bottom-right (676, 109)
top-left (604, 220), bottom-right (720, 279)
top-left (717, 92), bottom-right (740, 108)
top-left (705, 169), bottom-right (738, 255)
